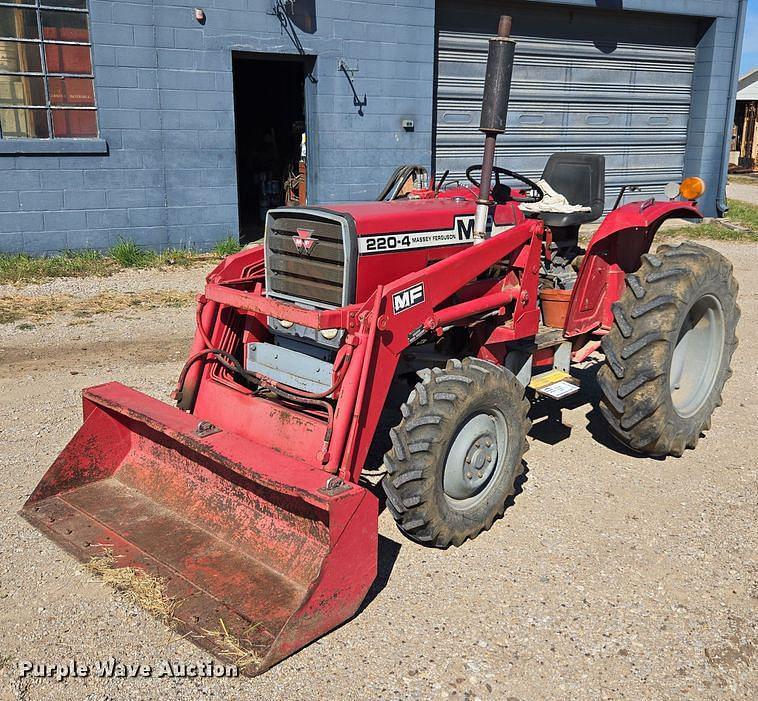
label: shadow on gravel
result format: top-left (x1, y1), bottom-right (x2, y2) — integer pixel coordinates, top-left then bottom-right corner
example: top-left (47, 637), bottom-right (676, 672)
top-left (508, 462), bottom-right (529, 511)
top-left (529, 397), bottom-right (574, 445)
top-left (528, 380), bottom-right (589, 446)
top-left (358, 535), bottom-right (402, 615)
top-left (299, 534), bottom-right (401, 649)
top-left (526, 361), bottom-right (651, 459)
top-left (358, 464), bottom-right (529, 617)
top-left (575, 362), bottom-right (659, 460)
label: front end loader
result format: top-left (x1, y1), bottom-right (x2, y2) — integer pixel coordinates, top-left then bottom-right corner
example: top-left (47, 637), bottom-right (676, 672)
top-left (22, 15), bottom-right (739, 674)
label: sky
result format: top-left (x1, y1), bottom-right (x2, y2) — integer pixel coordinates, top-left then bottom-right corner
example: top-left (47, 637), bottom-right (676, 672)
top-left (742, 0), bottom-right (758, 75)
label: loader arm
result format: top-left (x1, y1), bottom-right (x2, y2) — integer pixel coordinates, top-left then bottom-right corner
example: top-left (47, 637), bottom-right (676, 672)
top-left (340, 218), bottom-right (543, 481)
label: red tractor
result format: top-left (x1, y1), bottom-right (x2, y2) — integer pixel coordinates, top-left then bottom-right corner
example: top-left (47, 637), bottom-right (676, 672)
top-left (23, 16), bottom-right (739, 674)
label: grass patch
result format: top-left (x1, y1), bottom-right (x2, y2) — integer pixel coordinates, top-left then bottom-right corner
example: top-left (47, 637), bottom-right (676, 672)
top-left (656, 199), bottom-right (758, 243)
top-left (0, 236), bottom-right (238, 285)
top-left (87, 549), bottom-right (182, 625)
top-left (200, 618), bottom-right (262, 671)
top-left (0, 290), bottom-right (194, 324)
top-left (213, 236), bottom-right (242, 257)
top-left (156, 247), bottom-right (202, 267)
top-left (663, 222), bottom-right (758, 242)
top-left (109, 237), bottom-right (156, 268)
top-left (0, 250), bottom-right (118, 284)
top-left (109, 240), bottom-right (205, 269)
top-left (726, 199), bottom-right (758, 231)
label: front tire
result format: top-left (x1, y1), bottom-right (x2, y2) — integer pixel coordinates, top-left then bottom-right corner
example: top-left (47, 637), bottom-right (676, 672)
top-left (382, 358), bottom-right (530, 548)
top-left (597, 241), bottom-right (739, 457)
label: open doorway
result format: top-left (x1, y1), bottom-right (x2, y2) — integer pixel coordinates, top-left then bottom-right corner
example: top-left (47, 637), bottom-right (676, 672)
top-left (232, 53), bottom-right (309, 243)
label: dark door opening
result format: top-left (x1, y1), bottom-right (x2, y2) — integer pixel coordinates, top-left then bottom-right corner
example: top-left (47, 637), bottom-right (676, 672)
top-left (233, 53), bottom-right (308, 243)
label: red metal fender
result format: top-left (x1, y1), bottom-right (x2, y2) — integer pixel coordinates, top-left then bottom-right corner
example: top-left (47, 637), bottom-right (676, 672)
top-left (565, 200), bottom-right (702, 337)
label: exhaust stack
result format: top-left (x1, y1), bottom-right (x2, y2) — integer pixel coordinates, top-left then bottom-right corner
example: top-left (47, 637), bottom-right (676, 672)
top-left (474, 15), bottom-right (516, 243)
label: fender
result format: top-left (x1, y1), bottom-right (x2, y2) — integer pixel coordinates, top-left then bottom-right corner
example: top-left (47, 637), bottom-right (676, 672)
top-left (565, 200), bottom-right (702, 337)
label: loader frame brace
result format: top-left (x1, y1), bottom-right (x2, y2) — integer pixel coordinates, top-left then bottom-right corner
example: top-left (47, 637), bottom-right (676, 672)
top-left (195, 219), bottom-right (544, 484)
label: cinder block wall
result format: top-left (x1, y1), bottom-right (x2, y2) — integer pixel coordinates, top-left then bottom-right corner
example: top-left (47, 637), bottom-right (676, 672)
top-left (0, 0), bottom-right (743, 253)
top-left (0, 0), bottom-right (436, 254)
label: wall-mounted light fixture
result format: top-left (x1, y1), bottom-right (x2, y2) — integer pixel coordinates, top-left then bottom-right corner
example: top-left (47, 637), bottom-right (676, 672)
top-left (194, 8), bottom-right (206, 25)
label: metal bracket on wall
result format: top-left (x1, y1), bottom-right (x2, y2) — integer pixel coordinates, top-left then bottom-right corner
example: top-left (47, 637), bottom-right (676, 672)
top-left (339, 60), bottom-right (367, 116)
top-left (269, 0), bottom-right (317, 83)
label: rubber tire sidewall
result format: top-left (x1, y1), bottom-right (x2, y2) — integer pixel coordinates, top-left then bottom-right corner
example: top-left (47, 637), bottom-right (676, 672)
top-left (598, 242), bottom-right (739, 456)
top-left (430, 380), bottom-right (525, 536)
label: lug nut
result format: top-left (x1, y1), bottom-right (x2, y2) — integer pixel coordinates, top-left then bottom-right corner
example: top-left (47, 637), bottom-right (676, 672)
top-left (466, 472), bottom-right (472, 479)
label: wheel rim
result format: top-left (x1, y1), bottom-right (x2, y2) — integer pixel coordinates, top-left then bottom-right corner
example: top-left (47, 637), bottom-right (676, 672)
top-left (669, 294), bottom-right (726, 418)
top-left (443, 410), bottom-right (508, 510)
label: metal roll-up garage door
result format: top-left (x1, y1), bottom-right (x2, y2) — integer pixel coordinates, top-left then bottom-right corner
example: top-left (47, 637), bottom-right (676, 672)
top-left (434, 0), bottom-right (700, 211)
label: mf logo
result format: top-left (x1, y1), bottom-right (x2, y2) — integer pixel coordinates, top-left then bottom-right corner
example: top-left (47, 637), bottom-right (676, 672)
top-left (292, 228), bottom-right (318, 255)
top-left (392, 282), bottom-right (425, 314)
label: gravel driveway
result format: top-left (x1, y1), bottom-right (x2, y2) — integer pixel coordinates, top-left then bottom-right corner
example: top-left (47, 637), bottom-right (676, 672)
top-left (727, 181), bottom-right (758, 205)
top-left (0, 241), bottom-right (755, 701)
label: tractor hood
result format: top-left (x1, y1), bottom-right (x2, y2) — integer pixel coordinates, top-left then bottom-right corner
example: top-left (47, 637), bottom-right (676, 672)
top-left (319, 198), bottom-right (524, 236)
top-left (263, 198), bottom-right (528, 308)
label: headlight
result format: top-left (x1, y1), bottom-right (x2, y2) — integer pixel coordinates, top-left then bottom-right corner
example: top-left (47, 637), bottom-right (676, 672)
top-left (320, 328), bottom-right (339, 341)
top-left (278, 319), bottom-right (294, 329)
top-left (679, 177), bottom-right (706, 201)
top-left (664, 181), bottom-right (681, 200)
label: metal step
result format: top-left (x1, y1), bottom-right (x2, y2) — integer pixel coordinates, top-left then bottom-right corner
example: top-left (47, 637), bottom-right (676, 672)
top-left (529, 369), bottom-right (581, 400)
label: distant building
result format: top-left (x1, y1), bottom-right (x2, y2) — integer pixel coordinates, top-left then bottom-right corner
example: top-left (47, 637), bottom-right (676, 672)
top-left (0, 0), bottom-right (750, 255)
top-left (734, 69), bottom-right (758, 171)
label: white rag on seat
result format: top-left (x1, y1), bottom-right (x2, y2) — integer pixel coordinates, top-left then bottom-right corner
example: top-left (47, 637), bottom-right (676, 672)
top-left (519, 179), bottom-right (592, 214)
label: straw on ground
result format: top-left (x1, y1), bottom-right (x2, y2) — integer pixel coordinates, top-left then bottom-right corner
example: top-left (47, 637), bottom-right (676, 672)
top-left (86, 549), bottom-right (181, 625)
top-left (0, 289), bottom-right (194, 325)
top-left (200, 618), bottom-right (262, 671)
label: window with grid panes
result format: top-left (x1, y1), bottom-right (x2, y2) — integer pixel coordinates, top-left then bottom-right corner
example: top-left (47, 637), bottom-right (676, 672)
top-left (0, 1), bottom-right (97, 139)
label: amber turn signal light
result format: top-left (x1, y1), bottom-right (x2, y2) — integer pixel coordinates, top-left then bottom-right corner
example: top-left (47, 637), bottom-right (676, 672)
top-left (679, 177), bottom-right (706, 201)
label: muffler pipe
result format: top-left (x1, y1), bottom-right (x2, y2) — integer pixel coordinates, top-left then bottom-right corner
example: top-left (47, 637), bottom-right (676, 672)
top-left (474, 15), bottom-right (516, 243)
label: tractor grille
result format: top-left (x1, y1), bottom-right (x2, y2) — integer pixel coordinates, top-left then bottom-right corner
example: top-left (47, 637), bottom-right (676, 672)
top-left (265, 210), bottom-right (353, 308)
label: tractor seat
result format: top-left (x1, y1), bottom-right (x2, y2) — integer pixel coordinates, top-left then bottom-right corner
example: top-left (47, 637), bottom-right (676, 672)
top-left (535, 153), bottom-right (606, 228)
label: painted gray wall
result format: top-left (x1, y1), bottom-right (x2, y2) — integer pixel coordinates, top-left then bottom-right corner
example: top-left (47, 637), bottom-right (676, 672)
top-left (0, 0), bottom-right (436, 254)
top-left (0, 0), bottom-right (744, 254)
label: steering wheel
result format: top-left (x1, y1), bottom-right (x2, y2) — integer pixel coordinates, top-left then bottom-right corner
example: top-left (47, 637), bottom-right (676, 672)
top-left (466, 165), bottom-right (544, 204)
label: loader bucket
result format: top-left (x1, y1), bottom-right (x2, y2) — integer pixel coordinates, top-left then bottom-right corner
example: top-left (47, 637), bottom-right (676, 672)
top-left (21, 382), bottom-right (378, 675)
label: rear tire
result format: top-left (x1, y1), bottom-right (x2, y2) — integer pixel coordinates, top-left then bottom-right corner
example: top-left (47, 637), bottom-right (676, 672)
top-left (597, 241), bottom-right (739, 457)
top-left (382, 358), bottom-right (530, 548)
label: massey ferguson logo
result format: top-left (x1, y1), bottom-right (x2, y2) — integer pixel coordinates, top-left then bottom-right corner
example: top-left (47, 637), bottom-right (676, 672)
top-left (392, 282), bottom-right (425, 314)
top-left (292, 228), bottom-right (318, 255)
